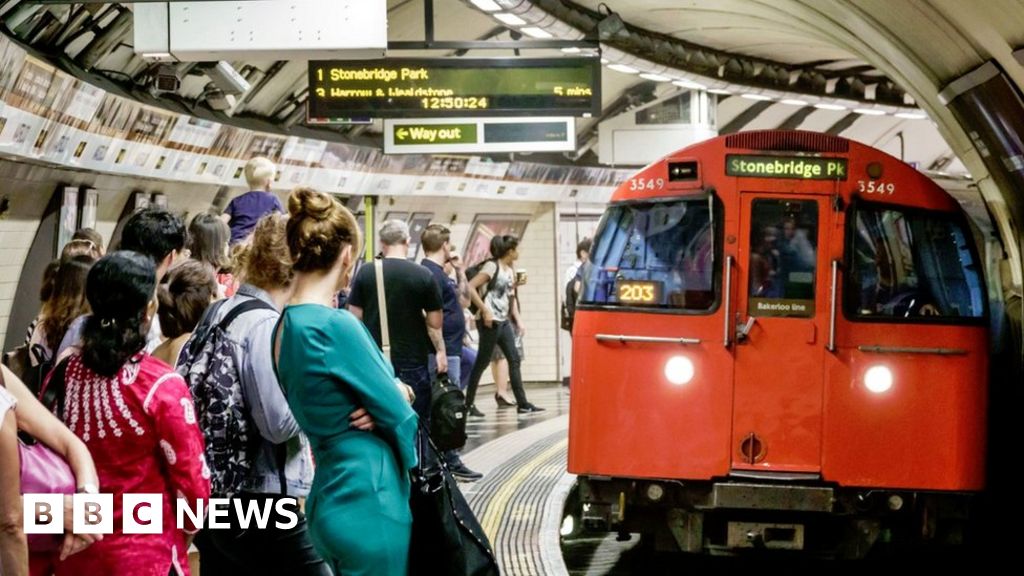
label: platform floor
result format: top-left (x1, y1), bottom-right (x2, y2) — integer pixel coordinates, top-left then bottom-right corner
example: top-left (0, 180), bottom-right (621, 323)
top-left (460, 383), bottom-right (574, 576)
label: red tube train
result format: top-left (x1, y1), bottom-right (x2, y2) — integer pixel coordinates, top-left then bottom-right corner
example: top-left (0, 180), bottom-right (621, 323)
top-left (568, 130), bottom-right (988, 558)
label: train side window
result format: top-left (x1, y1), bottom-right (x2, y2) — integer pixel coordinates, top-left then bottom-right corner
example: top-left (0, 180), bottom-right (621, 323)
top-left (581, 199), bottom-right (715, 312)
top-left (846, 206), bottom-right (985, 321)
top-left (747, 199), bottom-right (818, 318)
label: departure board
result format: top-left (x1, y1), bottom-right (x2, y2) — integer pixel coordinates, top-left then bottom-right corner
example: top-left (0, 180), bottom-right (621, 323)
top-left (307, 58), bottom-right (600, 120)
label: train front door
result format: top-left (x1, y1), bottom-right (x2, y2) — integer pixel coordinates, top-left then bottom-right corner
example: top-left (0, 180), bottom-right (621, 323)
top-left (731, 194), bottom-right (832, 474)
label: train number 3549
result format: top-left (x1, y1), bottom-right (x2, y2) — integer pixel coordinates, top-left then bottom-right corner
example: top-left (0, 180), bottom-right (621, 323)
top-left (857, 180), bottom-right (896, 195)
top-left (628, 177), bottom-right (666, 191)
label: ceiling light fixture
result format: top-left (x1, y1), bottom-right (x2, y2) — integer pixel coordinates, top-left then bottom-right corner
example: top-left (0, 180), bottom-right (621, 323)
top-left (520, 26), bottom-right (553, 38)
top-left (707, 88), bottom-right (732, 95)
top-left (639, 73), bottom-right (671, 82)
top-left (814, 103), bottom-right (847, 111)
top-left (607, 63), bottom-right (639, 74)
top-left (493, 13), bottom-right (526, 26)
top-left (854, 108), bottom-right (887, 116)
top-left (470, 0), bottom-right (503, 11)
top-left (895, 111), bottom-right (928, 120)
top-left (672, 79), bottom-right (706, 90)
top-left (561, 47), bottom-right (581, 54)
top-left (741, 93), bottom-right (773, 101)
top-left (780, 99), bottom-right (808, 106)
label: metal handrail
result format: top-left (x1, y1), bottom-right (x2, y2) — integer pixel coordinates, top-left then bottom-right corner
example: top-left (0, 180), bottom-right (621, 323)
top-left (596, 334), bottom-right (702, 345)
top-left (723, 255), bottom-right (733, 347)
top-left (857, 346), bottom-right (968, 356)
top-left (827, 260), bottom-right (838, 352)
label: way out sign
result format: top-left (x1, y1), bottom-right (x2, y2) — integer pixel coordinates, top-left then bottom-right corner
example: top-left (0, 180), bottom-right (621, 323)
top-left (383, 117), bottom-right (575, 154)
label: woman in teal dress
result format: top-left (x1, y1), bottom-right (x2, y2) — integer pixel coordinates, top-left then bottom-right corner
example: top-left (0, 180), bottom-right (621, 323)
top-left (274, 187), bottom-right (419, 576)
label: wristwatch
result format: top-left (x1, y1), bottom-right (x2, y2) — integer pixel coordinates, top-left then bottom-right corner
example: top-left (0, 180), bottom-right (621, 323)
top-left (76, 483), bottom-right (99, 494)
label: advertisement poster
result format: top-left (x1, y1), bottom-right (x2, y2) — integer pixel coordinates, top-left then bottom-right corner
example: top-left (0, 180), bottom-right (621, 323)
top-left (80, 188), bottom-right (99, 230)
top-left (167, 116), bottom-right (221, 149)
top-left (56, 186), bottom-right (79, 257)
top-left (463, 215), bottom-right (530, 267)
top-left (407, 212), bottom-right (434, 260)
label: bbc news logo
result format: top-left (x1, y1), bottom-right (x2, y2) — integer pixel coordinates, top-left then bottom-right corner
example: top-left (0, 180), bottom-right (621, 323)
top-left (24, 494), bottom-right (300, 534)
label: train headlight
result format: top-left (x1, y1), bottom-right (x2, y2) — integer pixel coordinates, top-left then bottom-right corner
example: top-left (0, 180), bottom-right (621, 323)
top-left (864, 365), bottom-right (893, 394)
top-left (646, 483), bottom-right (665, 502)
top-left (665, 356), bottom-right (694, 386)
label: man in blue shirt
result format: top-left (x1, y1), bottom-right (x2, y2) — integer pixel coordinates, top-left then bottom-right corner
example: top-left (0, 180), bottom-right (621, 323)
top-left (220, 156), bottom-right (284, 245)
top-left (421, 224), bottom-right (483, 482)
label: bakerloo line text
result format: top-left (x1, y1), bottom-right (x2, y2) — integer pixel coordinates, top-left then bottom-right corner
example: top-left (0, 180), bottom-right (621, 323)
top-left (23, 494), bottom-right (300, 534)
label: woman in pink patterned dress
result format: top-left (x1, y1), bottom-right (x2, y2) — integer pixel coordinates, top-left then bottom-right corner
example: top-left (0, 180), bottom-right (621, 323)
top-left (45, 251), bottom-right (210, 576)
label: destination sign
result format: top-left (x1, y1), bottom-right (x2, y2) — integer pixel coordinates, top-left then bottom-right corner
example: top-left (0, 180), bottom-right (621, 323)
top-left (384, 117), bottom-right (574, 154)
top-left (726, 155), bottom-right (848, 180)
top-left (308, 58), bottom-right (600, 120)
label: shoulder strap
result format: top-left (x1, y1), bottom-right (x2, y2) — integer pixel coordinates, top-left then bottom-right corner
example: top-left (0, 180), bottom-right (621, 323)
top-left (185, 298), bottom-right (228, 359)
top-left (186, 298), bottom-right (274, 359)
top-left (42, 357), bottom-right (72, 419)
top-left (486, 259), bottom-right (500, 294)
top-left (218, 298), bottom-right (276, 331)
top-left (375, 258), bottom-right (391, 361)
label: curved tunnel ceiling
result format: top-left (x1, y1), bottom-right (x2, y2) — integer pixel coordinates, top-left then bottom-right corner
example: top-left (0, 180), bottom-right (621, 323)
top-left (2, 0), bottom-right (1024, 238)
top-left (0, 0), bottom-right (983, 173)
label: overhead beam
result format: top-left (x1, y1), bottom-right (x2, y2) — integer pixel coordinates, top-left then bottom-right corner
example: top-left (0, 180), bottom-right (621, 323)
top-left (530, 0), bottom-right (912, 107)
top-left (775, 106), bottom-right (817, 130)
top-left (720, 100), bottom-right (774, 134)
top-left (825, 112), bottom-right (860, 135)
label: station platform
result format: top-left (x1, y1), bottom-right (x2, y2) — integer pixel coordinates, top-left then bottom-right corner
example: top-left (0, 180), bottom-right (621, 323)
top-left (459, 383), bottom-right (575, 576)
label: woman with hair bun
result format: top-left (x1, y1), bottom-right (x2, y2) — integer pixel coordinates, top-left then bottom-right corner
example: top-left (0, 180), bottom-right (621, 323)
top-left (274, 187), bottom-right (418, 576)
top-left (44, 251), bottom-right (210, 576)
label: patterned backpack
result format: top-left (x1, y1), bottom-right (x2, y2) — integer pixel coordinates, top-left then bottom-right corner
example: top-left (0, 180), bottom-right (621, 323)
top-left (177, 298), bottom-right (276, 497)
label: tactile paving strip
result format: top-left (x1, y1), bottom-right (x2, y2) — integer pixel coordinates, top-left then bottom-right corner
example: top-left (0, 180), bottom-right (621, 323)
top-left (460, 414), bottom-right (572, 576)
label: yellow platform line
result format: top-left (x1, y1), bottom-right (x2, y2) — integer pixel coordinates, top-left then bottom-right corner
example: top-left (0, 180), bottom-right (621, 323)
top-left (479, 438), bottom-right (569, 542)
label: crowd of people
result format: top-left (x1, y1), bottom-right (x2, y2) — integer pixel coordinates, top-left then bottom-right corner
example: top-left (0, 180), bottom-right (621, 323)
top-left (0, 156), bottom-right (547, 576)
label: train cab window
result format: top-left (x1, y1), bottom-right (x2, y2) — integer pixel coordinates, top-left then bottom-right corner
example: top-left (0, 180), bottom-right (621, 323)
top-left (846, 206), bottom-right (984, 320)
top-left (581, 199), bottom-right (715, 312)
top-left (748, 199), bottom-right (818, 317)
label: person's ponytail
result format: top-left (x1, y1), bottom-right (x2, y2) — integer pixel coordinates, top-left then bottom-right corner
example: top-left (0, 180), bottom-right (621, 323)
top-left (82, 313), bottom-right (148, 377)
top-left (80, 251), bottom-right (156, 378)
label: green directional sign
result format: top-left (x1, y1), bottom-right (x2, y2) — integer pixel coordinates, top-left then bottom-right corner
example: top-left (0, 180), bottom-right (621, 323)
top-left (392, 123), bottom-right (477, 146)
top-left (383, 117), bottom-right (575, 154)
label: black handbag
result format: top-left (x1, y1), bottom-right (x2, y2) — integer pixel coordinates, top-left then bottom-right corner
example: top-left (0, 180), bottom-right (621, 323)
top-left (409, 429), bottom-right (499, 576)
top-left (430, 373), bottom-right (467, 452)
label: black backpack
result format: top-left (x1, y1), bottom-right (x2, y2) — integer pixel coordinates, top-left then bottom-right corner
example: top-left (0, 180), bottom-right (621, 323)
top-left (430, 373), bottom-right (467, 452)
top-left (562, 273), bottom-right (580, 332)
top-left (177, 298), bottom-right (276, 497)
top-left (465, 259), bottom-right (499, 315)
top-left (3, 343), bottom-right (51, 396)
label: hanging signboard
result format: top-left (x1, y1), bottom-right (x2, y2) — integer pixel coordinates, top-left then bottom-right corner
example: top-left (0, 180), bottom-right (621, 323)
top-left (383, 117), bottom-right (575, 154)
top-left (309, 57), bottom-right (600, 120)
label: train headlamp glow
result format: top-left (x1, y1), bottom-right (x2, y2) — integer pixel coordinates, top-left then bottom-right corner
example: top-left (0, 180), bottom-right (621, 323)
top-left (646, 483), bottom-right (665, 502)
top-left (864, 365), bottom-right (893, 394)
top-left (664, 356), bottom-right (694, 386)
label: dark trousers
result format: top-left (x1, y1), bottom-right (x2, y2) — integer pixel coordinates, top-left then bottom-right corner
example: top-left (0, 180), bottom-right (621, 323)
top-left (394, 361), bottom-right (432, 424)
top-left (394, 360), bottom-right (438, 470)
top-left (194, 494), bottom-right (330, 576)
top-left (465, 320), bottom-right (529, 407)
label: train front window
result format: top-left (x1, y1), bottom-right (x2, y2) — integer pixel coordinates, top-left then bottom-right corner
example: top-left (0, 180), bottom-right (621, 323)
top-left (847, 206), bottom-right (984, 320)
top-left (581, 198), bottom-right (715, 312)
top-left (748, 199), bottom-right (819, 318)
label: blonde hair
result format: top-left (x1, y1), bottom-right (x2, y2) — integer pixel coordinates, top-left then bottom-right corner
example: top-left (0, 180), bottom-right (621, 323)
top-left (244, 156), bottom-right (276, 190)
top-left (286, 187), bottom-right (361, 273)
